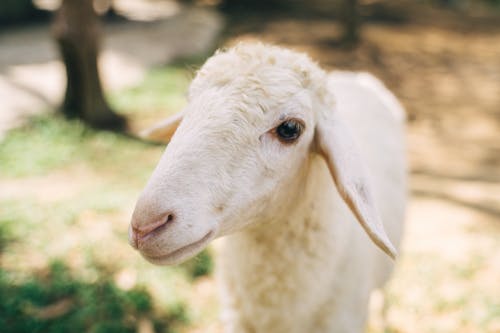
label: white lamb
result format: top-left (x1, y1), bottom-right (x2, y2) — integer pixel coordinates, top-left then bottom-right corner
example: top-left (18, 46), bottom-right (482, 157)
top-left (129, 43), bottom-right (406, 333)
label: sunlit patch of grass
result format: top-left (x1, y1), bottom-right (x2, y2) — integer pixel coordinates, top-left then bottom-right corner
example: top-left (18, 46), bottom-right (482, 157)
top-left (0, 115), bottom-right (87, 177)
top-left (0, 200), bottom-right (49, 244)
top-left (0, 114), bottom-right (163, 179)
top-left (482, 300), bottom-right (500, 330)
top-left (1, 194), bottom-right (135, 271)
top-left (451, 255), bottom-right (484, 280)
top-left (108, 66), bottom-right (193, 115)
top-left (0, 189), bottom-right (136, 242)
top-left (0, 221), bottom-right (16, 255)
top-left (0, 194), bottom-right (214, 332)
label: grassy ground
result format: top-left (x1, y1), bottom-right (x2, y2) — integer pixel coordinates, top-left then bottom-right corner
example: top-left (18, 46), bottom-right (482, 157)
top-left (0, 66), bottom-right (215, 333)
top-left (1, 4), bottom-right (500, 332)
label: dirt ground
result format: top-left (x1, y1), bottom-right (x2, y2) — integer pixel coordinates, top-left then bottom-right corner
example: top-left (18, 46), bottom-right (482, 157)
top-left (1, 2), bottom-right (499, 332)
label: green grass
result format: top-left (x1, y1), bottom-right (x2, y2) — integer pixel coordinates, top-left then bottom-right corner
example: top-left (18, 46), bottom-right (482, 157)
top-left (0, 64), bottom-right (213, 333)
top-left (180, 250), bottom-right (214, 281)
top-left (0, 116), bottom-right (87, 177)
top-left (0, 261), bottom-right (187, 333)
top-left (109, 66), bottom-right (192, 115)
top-left (0, 115), bottom-right (160, 178)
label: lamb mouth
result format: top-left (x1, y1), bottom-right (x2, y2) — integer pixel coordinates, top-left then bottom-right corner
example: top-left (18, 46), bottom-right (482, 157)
top-left (141, 230), bottom-right (215, 265)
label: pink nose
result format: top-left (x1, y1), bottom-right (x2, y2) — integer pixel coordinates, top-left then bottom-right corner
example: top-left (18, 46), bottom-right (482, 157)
top-left (129, 212), bottom-right (175, 249)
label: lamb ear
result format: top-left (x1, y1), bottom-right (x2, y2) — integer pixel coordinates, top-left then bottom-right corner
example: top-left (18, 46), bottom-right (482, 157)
top-left (316, 115), bottom-right (397, 259)
top-left (139, 111), bottom-right (184, 143)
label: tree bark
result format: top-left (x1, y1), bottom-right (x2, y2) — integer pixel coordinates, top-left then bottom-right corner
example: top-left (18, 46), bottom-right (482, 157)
top-left (218, 0), bottom-right (289, 11)
top-left (52, 0), bottom-right (125, 129)
top-left (339, 0), bottom-right (361, 46)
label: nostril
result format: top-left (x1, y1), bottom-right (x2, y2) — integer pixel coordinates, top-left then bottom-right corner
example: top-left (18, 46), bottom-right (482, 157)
top-left (132, 211), bottom-right (176, 244)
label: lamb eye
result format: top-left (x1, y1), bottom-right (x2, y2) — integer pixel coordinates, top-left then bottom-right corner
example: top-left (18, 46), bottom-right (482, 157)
top-left (276, 119), bottom-right (304, 142)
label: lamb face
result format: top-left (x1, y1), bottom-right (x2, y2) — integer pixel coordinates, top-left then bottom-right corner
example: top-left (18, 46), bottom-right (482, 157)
top-left (130, 61), bottom-right (319, 265)
top-left (129, 43), bottom-right (397, 267)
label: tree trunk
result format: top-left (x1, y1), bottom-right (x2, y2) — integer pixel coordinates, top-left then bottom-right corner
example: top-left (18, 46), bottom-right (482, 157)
top-left (52, 0), bottom-right (125, 129)
top-left (219, 0), bottom-right (289, 11)
top-left (339, 0), bottom-right (361, 46)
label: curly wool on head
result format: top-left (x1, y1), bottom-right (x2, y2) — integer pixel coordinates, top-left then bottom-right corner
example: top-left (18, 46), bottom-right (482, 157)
top-left (189, 43), bottom-right (335, 117)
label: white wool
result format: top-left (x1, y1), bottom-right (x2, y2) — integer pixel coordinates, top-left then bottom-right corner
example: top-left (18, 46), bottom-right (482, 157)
top-left (130, 43), bottom-right (406, 333)
top-left (217, 70), bottom-right (406, 333)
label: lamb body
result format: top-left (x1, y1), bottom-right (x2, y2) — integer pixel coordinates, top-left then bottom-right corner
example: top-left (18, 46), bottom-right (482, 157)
top-left (218, 71), bottom-right (406, 333)
top-left (130, 44), bottom-right (406, 333)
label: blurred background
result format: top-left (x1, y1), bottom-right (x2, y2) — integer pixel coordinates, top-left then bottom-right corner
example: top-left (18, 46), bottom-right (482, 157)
top-left (0, 0), bottom-right (499, 332)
